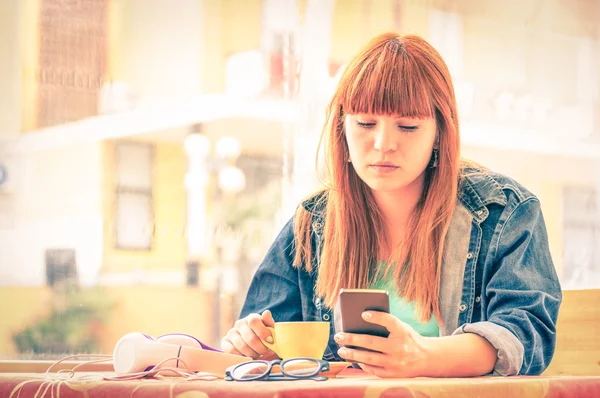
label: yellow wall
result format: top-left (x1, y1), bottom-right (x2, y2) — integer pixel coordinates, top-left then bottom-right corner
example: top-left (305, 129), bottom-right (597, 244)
top-left (221, 0), bottom-right (262, 55)
top-left (330, 0), bottom-right (430, 63)
top-left (0, 0), bottom-right (39, 133)
top-left (98, 287), bottom-right (215, 354)
top-left (0, 286), bottom-right (214, 357)
top-left (106, 0), bottom-right (121, 81)
top-left (102, 141), bottom-right (187, 274)
top-left (330, 0), bottom-right (375, 63)
top-left (0, 1), bottom-right (22, 134)
top-left (107, 0), bottom-right (262, 99)
top-left (0, 287), bottom-right (52, 357)
top-left (200, 0), bottom-right (225, 93)
top-left (108, 0), bottom-right (204, 101)
top-left (201, 0), bottom-right (262, 93)
top-left (19, 0), bottom-right (40, 132)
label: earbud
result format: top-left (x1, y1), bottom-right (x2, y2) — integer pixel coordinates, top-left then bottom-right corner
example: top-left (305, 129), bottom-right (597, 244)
top-left (113, 332), bottom-right (184, 374)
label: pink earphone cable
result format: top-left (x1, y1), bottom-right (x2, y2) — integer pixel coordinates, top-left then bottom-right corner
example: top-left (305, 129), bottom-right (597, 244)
top-left (10, 350), bottom-right (219, 397)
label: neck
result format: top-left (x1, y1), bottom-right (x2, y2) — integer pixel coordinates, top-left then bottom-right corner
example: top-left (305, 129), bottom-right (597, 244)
top-left (372, 175), bottom-right (425, 254)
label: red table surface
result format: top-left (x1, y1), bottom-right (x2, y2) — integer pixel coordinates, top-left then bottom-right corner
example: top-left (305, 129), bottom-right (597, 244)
top-left (2, 370), bottom-right (600, 398)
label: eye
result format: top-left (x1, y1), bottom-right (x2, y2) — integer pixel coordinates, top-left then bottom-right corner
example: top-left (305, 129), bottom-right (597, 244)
top-left (398, 125), bottom-right (418, 132)
top-left (357, 121), bottom-right (375, 129)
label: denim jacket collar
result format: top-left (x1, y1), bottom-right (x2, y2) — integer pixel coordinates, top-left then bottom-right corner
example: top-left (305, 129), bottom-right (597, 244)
top-left (458, 169), bottom-right (508, 222)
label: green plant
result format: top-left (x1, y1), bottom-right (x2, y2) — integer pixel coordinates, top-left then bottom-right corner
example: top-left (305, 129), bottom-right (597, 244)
top-left (12, 287), bottom-right (115, 355)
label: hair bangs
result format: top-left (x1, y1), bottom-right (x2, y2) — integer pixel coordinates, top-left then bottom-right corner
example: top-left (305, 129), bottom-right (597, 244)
top-left (340, 38), bottom-right (434, 118)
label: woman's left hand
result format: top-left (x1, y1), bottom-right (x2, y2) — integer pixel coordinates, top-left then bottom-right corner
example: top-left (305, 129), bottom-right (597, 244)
top-left (334, 310), bottom-right (433, 378)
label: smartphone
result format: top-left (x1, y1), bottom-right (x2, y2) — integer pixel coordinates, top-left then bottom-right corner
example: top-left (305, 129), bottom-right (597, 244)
top-left (339, 288), bottom-right (390, 339)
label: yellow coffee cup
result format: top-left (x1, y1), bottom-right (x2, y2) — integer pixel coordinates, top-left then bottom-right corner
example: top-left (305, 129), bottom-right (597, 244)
top-left (262, 321), bottom-right (330, 360)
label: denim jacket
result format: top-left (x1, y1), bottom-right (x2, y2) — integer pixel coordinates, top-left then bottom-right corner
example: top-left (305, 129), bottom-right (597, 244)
top-left (240, 168), bottom-right (562, 376)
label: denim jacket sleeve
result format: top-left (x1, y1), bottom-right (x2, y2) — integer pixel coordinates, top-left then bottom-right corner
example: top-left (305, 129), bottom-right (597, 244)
top-left (454, 197), bottom-right (562, 375)
top-left (239, 218), bottom-right (303, 322)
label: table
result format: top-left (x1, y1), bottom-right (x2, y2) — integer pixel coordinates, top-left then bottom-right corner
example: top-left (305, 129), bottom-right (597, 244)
top-left (2, 369), bottom-right (600, 397)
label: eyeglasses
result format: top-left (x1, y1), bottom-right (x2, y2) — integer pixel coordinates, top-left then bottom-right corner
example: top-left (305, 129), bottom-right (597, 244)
top-left (225, 358), bottom-right (330, 381)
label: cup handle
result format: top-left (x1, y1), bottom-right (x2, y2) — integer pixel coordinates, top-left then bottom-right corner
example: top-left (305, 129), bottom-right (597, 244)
top-left (262, 326), bottom-right (277, 355)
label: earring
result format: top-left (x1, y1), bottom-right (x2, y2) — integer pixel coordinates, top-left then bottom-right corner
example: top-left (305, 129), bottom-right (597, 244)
top-left (429, 148), bottom-right (439, 168)
top-left (348, 157), bottom-right (352, 163)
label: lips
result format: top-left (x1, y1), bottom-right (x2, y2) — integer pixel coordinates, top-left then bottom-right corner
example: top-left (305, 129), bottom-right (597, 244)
top-left (370, 161), bottom-right (399, 168)
top-left (368, 161), bottom-right (399, 174)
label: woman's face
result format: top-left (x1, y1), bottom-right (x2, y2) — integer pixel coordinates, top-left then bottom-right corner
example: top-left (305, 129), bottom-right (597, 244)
top-left (345, 113), bottom-right (437, 194)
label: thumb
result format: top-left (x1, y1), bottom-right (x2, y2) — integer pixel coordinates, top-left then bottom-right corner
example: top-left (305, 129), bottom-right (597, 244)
top-left (261, 310), bottom-right (275, 327)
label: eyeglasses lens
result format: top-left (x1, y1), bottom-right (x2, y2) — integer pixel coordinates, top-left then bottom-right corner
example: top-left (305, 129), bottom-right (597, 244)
top-left (282, 359), bottom-right (320, 377)
top-left (231, 361), bottom-right (270, 380)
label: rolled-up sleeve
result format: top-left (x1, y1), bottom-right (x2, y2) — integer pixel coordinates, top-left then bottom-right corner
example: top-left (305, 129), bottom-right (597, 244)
top-left (452, 321), bottom-right (524, 375)
top-left (460, 198), bottom-right (562, 375)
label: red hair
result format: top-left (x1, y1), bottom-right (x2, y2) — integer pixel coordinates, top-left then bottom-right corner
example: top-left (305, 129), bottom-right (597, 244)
top-left (293, 33), bottom-right (461, 323)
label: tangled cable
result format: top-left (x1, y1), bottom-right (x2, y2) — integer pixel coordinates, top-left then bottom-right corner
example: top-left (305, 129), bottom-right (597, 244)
top-left (9, 354), bottom-right (218, 398)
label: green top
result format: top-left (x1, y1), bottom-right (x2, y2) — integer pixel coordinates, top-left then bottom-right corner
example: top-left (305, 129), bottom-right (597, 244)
top-left (370, 264), bottom-right (440, 337)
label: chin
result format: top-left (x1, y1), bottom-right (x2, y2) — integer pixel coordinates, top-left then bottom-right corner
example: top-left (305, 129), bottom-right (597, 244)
top-left (363, 174), bottom-right (422, 194)
top-left (365, 180), bottom-right (408, 193)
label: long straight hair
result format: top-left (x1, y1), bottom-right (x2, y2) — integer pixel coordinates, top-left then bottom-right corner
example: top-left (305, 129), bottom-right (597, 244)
top-left (293, 33), bottom-right (461, 322)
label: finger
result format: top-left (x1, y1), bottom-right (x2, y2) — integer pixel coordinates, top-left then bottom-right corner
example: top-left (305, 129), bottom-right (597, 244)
top-left (261, 310), bottom-right (275, 327)
top-left (227, 330), bottom-right (260, 359)
top-left (337, 346), bottom-right (386, 367)
top-left (239, 323), bottom-right (270, 355)
top-left (362, 311), bottom-right (409, 333)
top-left (334, 332), bottom-right (389, 353)
top-left (221, 337), bottom-right (244, 356)
top-left (359, 363), bottom-right (388, 378)
top-left (247, 314), bottom-right (274, 344)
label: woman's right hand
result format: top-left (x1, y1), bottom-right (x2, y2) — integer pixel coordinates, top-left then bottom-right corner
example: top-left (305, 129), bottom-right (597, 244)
top-left (221, 309), bottom-right (277, 359)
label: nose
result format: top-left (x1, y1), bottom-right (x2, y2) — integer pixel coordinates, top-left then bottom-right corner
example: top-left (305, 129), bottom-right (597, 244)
top-left (373, 124), bottom-right (397, 153)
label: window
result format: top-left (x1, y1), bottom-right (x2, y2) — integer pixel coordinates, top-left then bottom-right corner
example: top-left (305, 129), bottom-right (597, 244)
top-left (114, 142), bottom-right (154, 251)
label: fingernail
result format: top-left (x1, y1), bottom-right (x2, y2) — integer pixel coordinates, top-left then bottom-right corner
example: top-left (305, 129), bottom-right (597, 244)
top-left (334, 333), bottom-right (344, 342)
top-left (338, 348), bottom-right (347, 356)
top-left (266, 336), bottom-right (273, 344)
top-left (362, 311), bottom-right (372, 320)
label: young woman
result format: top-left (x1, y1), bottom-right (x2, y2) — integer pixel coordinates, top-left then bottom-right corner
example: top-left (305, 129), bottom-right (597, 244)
top-left (221, 32), bottom-right (562, 377)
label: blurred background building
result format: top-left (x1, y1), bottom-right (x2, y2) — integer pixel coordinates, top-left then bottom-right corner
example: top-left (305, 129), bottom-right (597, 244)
top-left (0, 0), bottom-right (598, 359)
